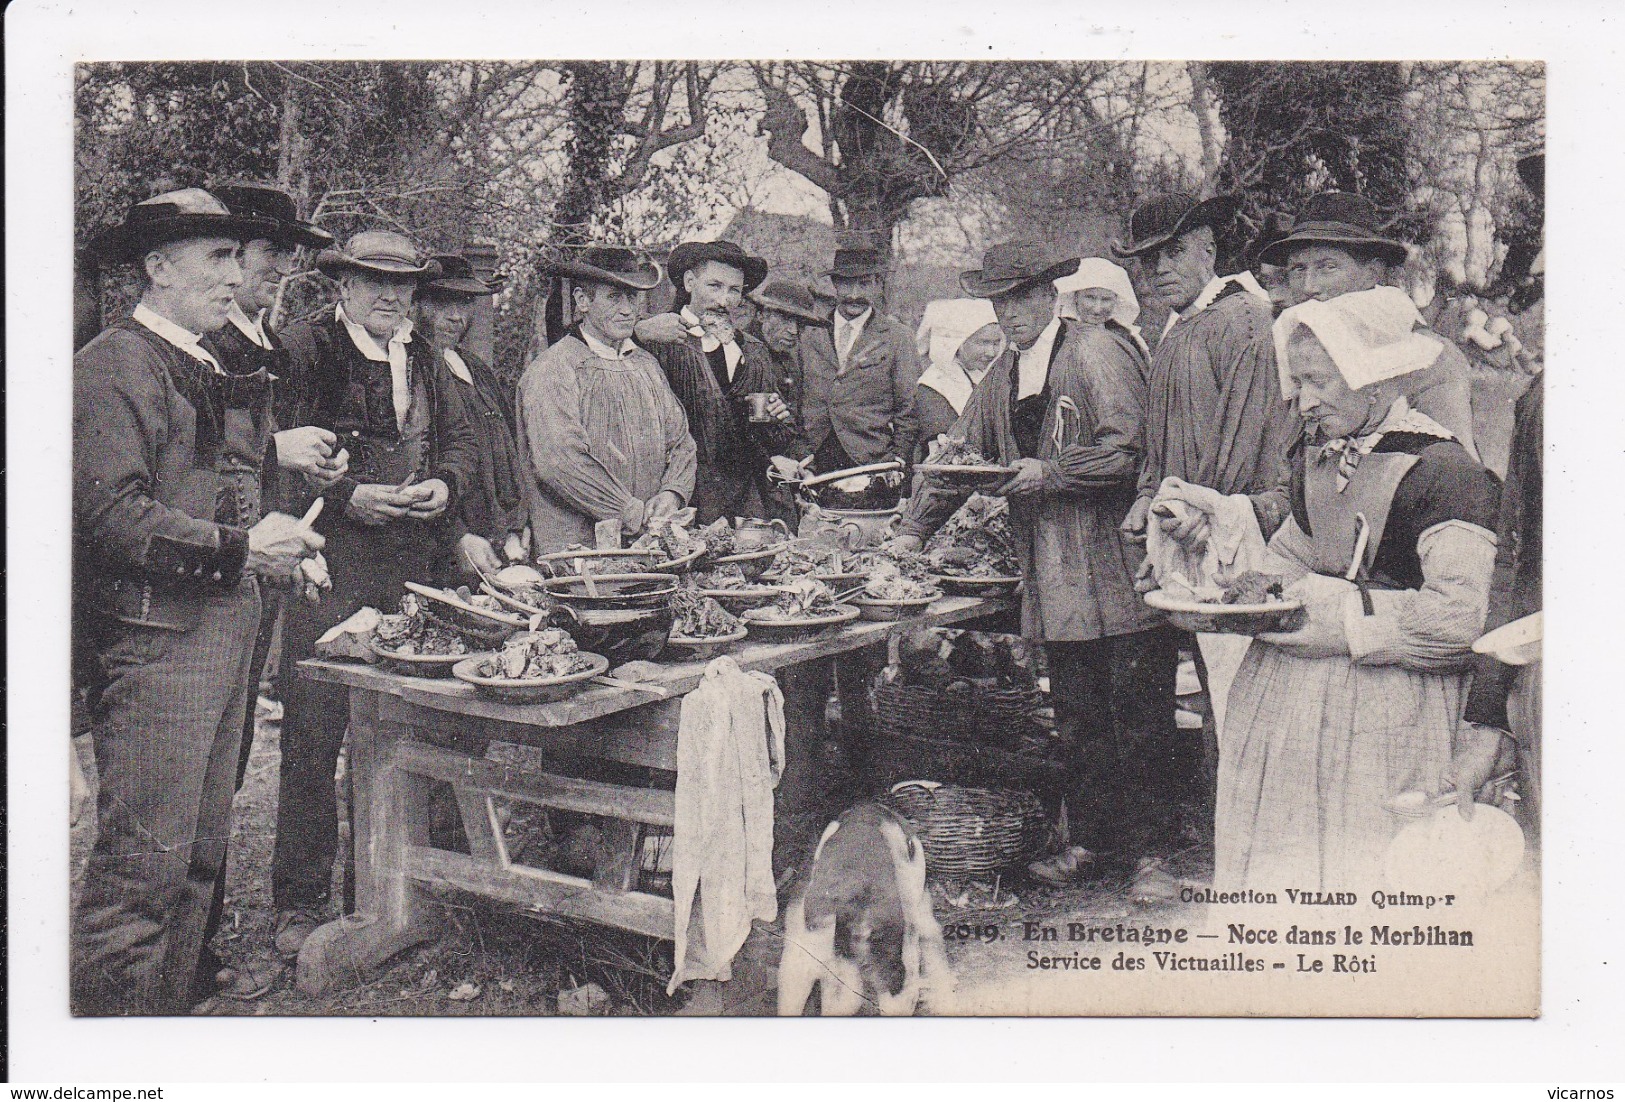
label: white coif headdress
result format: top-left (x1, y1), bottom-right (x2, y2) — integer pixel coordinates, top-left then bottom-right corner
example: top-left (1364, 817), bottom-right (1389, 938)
top-left (1273, 285), bottom-right (1444, 400)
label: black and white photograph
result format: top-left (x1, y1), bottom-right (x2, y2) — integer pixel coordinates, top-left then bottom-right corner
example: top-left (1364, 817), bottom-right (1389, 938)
top-left (9, 0), bottom-right (1624, 1089)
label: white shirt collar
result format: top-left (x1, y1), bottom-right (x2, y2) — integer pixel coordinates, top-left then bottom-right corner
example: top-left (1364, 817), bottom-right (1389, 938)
top-left (442, 347), bottom-right (474, 385)
top-left (226, 301), bottom-right (272, 350)
top-left (580, 325), bottom-right (639, 361)
top-left (1015, 317), bottom-right (1062, 401)
top-left (336, 303), bottom-right (412, 361)
top-left (1163, 271), bottom-right (1271, 335)
top-left (132, 303), bottom-right (223, 373)
top-left (680, 306), bottom-right (742, 376)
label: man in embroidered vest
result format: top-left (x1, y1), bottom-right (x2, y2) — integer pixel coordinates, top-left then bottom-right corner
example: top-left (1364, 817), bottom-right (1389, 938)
top-left (72, 189), bottom-right (326, 1014)
top-left (518, 246), bottom-right (697, 554)
top-left (890, 240), bottom-right (1177, 895)
top-left (270, 231), bottom-right (480, 959)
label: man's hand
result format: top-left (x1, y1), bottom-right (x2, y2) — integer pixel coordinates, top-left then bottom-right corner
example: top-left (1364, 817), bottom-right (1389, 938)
top-left (634, 312), bottom-right (688, 345)
top-left (1120, 495), bottom-right (1152, 542)
top-left (276, 426), bottom-right (342, 479)
top-left (764, 393), bottom-right (795, 426)
top-left (646, 490), bottom-right (683, 525)
top-left (1446, 723), bottom-right (1517, 819)
top-left (458, 533), bottom-right (504, 576)
top-left (996, 457), bottom-right (1047, 497)
top-left (246, 510), bottom-right (326, 577)
top-left (403, 478), bottom-right (451, 520)
top-left (884, 534), bottom-right (923, 555)
top-left (1152, 500), bottom-right (1211, 551)
top-left (346, 483), bottom-right (415, 526)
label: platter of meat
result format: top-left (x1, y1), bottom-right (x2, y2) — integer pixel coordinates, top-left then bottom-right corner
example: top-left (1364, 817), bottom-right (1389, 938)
top-left (368, 594), bottom-right (470, 676)
top-left (853, 559), bottom-right (943, 621)
top-left (742, 578), bottom-right (861, 638)
top-left (1143, 571), bottom-right (1305, 635)
top-left (452, 628), bottom-right (609, 703)
top-left (667, 591), bottom-right (749, 658)
top-left (914, 437), bottom-right (1015, 486)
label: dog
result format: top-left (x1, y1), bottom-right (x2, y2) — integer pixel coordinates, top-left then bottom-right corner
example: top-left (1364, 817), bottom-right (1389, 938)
top-left (777, 802), bottom-right (954, 1016)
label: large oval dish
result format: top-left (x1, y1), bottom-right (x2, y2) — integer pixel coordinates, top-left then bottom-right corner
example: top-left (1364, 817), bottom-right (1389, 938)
top-left (452, 651), bottom-right (610, 703)
top-left (1143, 589), bottom-right (1305, 636)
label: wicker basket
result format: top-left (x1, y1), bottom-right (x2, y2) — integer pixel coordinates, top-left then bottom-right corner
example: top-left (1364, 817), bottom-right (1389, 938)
top-left (868, 725), bottom-right (1069, 796)
top-left (872, 680), bottom-right (1041, 751)
top-left (883, 782), bottom-right (1047, 877)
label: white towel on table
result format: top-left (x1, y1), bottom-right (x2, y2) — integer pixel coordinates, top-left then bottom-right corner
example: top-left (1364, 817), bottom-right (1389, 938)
top-left (668, 656), bottom-right (785, 994)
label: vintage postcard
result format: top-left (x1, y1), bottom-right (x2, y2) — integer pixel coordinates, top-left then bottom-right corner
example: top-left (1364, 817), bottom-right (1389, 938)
top-left (60, 53), bottom-right (1543, 1022)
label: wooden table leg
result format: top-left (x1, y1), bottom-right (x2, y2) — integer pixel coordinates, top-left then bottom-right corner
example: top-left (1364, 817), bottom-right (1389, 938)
top-left (297, 689), bottom-right (441, 995)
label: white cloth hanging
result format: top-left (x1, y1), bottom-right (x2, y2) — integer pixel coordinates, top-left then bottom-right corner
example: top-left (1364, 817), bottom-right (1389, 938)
top-left (668, 656), bottom-right (786, 994)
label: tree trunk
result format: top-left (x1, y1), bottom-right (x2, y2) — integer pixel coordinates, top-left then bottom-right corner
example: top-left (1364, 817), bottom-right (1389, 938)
top-left (1186, 61), bottom-right (1223, 192)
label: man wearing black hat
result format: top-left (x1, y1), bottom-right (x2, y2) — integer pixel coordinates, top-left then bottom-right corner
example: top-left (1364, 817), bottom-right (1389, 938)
top-left (892, 240), bottom-right (1177, 891)
top-left (269, 231), bottom-right (480, 959)
top-left (1116, 193), bottom-right (1295, 544)
top-left (1259, 191), bottom-right (1477, 455)
top-left (518, 246), bottom-right (696, 553)
top-left (417, 254), bottom-right (529, 577)
top-left (645, 239), bottom-right (797, 523)
top-left (73, 189), bottom-right (327, 1013)
top-left (799, 244), bottom-right (919, 477)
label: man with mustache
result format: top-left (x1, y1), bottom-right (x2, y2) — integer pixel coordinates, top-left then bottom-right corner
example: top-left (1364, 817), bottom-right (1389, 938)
top-left (643, 239), bottom-right (796, 523)
top-left (268, 231), bottom-right (480, 960)
top-left (73, 190), bottom-right (326, 1013)
top-left (799, 244), bottom-right (919, 478)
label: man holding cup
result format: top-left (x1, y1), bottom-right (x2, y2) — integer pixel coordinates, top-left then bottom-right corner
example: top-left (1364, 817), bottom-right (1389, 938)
top-left (644, 239), bottom-right (798, 523)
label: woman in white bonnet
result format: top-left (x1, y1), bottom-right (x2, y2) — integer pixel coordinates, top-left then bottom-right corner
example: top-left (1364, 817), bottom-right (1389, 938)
top-left (912, 298), bottom-right (1007, 462)
top-left (1151, 286), bottom-right (1502, 891)
top-left (1054, 256), bottom-right (1150, 361)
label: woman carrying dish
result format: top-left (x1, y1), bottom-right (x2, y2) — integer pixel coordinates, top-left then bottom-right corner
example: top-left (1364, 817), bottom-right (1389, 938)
top-left (1151, 287), bottom-right (1501, 890)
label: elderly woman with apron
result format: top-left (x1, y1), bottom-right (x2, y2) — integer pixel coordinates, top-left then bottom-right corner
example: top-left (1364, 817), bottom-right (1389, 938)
top-left (1153, 286), bottom-right (1501, 890)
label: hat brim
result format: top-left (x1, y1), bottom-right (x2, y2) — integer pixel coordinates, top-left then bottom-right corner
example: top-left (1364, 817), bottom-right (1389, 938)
top-left (424, 275), bottom-right (506, 297)
top-left (263, 223), bottom-right (335, 251)
top-left (545, 258), bottom-right (664, 292)
top-left (751, 295), bottom-right (831, 327)
top-left (1111, 194), bottom-right (1242, 259)
top-left (669, 248), bottom-right (768, 294)
top-left (315, 251), bottom-right (441, 279)
top-left (88, 213), bottom-right (280, 264)
top-left (958, 256), bottom-right (1080, 300)
top-left (1257, 229), bottom-right (1409, 267)
top-left (826, 263), bottom-right (885, 281)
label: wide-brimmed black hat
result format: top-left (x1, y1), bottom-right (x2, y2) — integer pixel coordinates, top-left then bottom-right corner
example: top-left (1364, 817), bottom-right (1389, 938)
top-left (86, 188), bottom-right (279, 264)
top-left (750, 276), bottom-right (832, 327)
top-left (1112, 192), bottom-right (1241, 259)
top-left (1257, 191), bottom-right (1410, 267)
top-left (825, 245), bottom-right (885, 281)
top-left (958, 241), bottom-right (1080, 299)
top-left (422, 253), bottom-right (507, 297)
top-left (209, 180), bottom-right (333, 250)
top-left (543, 246), bottom-right (664, 291)
top-left (315, 231), bottom-right (441, 279)
top-left (667, 239), bottom-right (767, 294)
